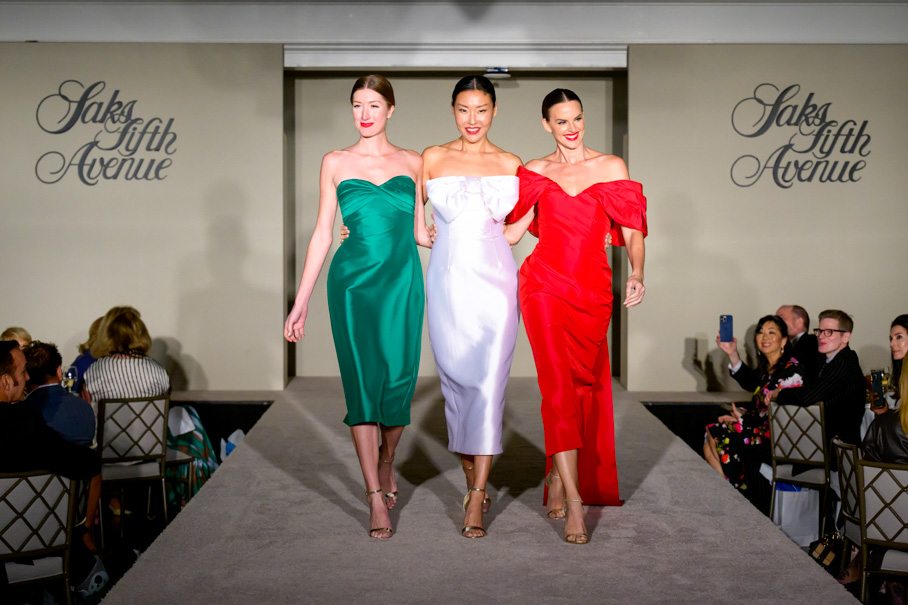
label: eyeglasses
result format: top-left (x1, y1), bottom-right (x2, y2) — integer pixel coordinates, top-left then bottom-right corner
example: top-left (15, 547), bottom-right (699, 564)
top-left (814, 328), bottom-right (848, 337)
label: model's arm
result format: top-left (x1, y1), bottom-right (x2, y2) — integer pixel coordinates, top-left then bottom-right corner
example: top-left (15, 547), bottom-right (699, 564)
top-left (621, 227), bottom-right (645, 307)
top-left (413, 151), bottom-right (433, 248)
top-left (284, 154), bottom-right (340, 342)
top-left (504, 208), bottom-right (535, 245)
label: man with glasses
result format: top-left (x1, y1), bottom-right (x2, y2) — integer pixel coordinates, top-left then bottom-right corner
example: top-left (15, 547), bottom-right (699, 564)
top-left (770, 309), bottom-right (865, 451)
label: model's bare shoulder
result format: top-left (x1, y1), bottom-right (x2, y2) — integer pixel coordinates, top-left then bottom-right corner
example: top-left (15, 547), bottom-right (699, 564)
top-left (500, 151), bottom-right (523, 173)
top-left (525, 157), bottom-right (551, 173)
top-left (320, 149), bottom-right (345, 180)
top-left (596, 154), bottom-right (630, 180)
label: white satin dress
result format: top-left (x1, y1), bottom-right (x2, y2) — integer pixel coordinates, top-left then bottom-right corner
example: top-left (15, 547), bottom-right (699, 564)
top-left (425, 175), bottom-right (519, 456)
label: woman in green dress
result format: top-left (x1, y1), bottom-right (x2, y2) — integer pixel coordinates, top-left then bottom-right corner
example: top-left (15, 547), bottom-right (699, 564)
top-left (285, 75), bottom-right (432, 539)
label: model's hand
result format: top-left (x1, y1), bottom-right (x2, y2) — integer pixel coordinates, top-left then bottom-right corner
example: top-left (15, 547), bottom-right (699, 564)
top-left (340, 223), bottom-right (350, 242)
top-left (428, 213), bottom-right (437, 243)
top-left (604, 232), bottom-right (612, 251)
top-left (624, 276), bottom-right (645, 307)
top-left (284, 304), bottom-right (308, 342)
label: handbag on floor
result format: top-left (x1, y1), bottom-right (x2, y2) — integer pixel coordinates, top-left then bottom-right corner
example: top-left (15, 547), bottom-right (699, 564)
top-left (808, 531), bottom-right (845, 574)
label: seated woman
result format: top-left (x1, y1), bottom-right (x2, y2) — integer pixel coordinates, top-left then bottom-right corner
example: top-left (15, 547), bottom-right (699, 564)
top-left (706, 314), bottom-right (804, 495)
top-left (82, 306), bottom-right (170, 404)
top-left (69, 315), bottom-right (103, 397)
top-left (839, 356), bottom-right (908, 592)
top-left (1, 326), bottom-right (32, 350)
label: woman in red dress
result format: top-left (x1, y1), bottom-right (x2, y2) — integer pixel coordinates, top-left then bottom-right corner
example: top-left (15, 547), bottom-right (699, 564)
top-left (505, 89), bottom-right (647, 544)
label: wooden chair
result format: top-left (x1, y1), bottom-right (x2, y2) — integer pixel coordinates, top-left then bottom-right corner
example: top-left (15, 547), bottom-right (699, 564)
top-left (768, 401), bottom-right (830, 536)
top-left (96, 392), bottom-right (171, 543)
top-left (857, 459), bottom-right (908, 603)
top-left (0, 471), bottom-right (75, 605)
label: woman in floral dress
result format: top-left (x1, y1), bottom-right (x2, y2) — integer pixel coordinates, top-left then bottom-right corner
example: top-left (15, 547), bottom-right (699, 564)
top-left (706, 314), bottom-right (804, 492)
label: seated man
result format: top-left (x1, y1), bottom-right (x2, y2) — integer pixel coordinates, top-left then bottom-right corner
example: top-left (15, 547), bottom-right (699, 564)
top-left (0, 340), bottom-right (99, 479)
top-left (776, 304), bottom-right (821, 381)
top-left (23, 341), bottom-right (96, 447)
top-left (769, 309), bottom-right (866, 455)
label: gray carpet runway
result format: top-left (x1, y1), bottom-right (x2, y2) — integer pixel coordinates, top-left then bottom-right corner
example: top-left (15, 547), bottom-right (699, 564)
top-left (101, 378), bottom-right (858, 604)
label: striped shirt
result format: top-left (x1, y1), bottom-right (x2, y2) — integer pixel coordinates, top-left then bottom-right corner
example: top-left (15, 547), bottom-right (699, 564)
top-left (84, 355), bottom-right (170, 401)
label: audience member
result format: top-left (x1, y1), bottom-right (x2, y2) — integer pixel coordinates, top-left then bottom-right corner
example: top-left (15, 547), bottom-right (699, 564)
top-left (769, 309), bottom-right (866, 456)
top-left (82, 306), bottom-right (170, 404)
top-left (23, 341), bottom-right (96, 447)
top-left (69, 315), bottom-right (102, 396)
top-left (838, 358), bottom-right (908, 594)
top-left (776, 304), bottom-right (821, 380)
top-left (1, 326), bottom-right (32, 349)
top-left (0, 341), bottom-right (100, 479)
top-left (862, 357), bottom-right (908, 464)
top-left (891, 315), bottom-right (908, 398)
top-left (709, 315), bottom-right (804, 509)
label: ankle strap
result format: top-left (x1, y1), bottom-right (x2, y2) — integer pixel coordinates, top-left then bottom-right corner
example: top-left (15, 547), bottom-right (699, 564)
top-left (468, 487), bottom-right (487, 493)
top-left (565, 499), bottom-right (583, 504)
top-left (365, 488), bottom-right (383, 497)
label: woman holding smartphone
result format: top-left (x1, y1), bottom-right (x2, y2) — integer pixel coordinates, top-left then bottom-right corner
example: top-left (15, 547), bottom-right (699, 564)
top-left (505, 89), bottom-right (647, 544)
top-left (285, 75), bottom-right (431, 539)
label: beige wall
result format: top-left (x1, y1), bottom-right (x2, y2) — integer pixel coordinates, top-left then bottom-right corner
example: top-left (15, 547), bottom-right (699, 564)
top-left (628, 45), bottom-right (908, 391)
top-left (0, 43), bottom-right (284, 390)
top-left (290, 75), bottom-right (617, 377)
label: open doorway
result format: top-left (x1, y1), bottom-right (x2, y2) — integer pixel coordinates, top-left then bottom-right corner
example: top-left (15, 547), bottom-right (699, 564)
top-left (284, 70), bottom-right (629, 384)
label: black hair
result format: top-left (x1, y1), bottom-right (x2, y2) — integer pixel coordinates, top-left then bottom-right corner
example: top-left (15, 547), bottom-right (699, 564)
top-left (755, 315), bottom-right (792, 373)
top-left (451, 75), bottom-right (496, 106)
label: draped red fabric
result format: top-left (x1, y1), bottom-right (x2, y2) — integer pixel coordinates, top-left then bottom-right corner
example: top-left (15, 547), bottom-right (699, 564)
top-left (509, 166), bottom-right (647, 506)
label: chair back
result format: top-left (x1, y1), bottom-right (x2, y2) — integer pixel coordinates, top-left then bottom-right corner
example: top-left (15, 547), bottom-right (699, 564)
top-left (833, 438), bottom-right (861, 544)
top-left (858, 459), bottom-right (908, 549)
top-left (97, 393), bottom-right (170, 473)
top-left (0, 471), bottom-right (74, 563)
top-left (769, 401), bottom-right (828, 469)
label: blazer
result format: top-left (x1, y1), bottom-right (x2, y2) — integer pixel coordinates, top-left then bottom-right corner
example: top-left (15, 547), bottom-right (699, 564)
top-left (22, 383), bottom-right (96, 446)
top-left (776, 345), bottom-right (866, 454)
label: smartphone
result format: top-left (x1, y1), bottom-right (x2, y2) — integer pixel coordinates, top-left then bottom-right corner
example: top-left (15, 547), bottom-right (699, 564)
top-left (719, 315), bottom-right (733, 342)
top-left (870, 369), bottom-right (886, 410)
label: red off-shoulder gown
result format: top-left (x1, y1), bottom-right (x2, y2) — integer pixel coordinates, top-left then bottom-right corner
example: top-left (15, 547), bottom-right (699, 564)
top-left (507, 166), bottom-right (647, 506)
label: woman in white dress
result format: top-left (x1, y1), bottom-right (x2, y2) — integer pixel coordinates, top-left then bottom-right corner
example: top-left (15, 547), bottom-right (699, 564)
top-left (423, 75), bottom-right (522, 538)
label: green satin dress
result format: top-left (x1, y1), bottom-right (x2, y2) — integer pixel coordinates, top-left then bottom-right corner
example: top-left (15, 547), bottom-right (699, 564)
top-left (327, 176), bottom-right (425, 427)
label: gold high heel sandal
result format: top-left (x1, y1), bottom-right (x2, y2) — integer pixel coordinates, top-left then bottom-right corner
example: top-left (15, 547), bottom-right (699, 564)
top-left (378, 456), bottom-right (397, 508)
top-left (544, 471), bottom-right (566, 519)
top-left (564, 499), bottom-right (589, 545)
top-left (365, 489), bottom-right (393, 539)
top-left (462, 461), bottom-right (491, 514)
top-left (461, 487), bottom-right (487, 538)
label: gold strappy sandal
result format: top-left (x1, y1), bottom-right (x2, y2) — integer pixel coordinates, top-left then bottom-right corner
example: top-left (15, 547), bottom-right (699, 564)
top-left (564, 499), bottom-right (589, 545)
top-left (462, 461), bottom-right (491, 514)
top-left (365, 489), bottom-right (393, 539)
top-left (378, 456), bottom-right (397, 508)
top-left (544, 471), bottom-right (566, 519)
top-left (461, 487), bottom-right (487, 538)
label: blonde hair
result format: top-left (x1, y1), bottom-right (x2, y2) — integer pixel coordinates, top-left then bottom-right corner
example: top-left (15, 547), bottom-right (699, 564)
top-left (78, 316), bottom-right (103, 355)
top-left (1, 326), bottom-right (32, 345)
top-left (900, 357), bottom-right (908, 437)
top-left (90, 306), bottom-right (152, 358)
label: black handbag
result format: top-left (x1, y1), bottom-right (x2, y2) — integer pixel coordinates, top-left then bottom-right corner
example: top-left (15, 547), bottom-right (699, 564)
top-left (808, 531), bottom-right (845, 573)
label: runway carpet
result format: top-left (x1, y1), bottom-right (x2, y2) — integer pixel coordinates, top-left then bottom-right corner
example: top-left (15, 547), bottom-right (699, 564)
top-left (101, 378), bottom-right (858, 604)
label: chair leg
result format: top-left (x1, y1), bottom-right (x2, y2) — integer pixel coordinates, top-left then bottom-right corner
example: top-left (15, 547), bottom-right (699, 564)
top-left (161, 477), bottom-right (169, 527)
top-left (818, 487), bottom-right (827, 538)
top-left (769, 480), bottom-right (776, 522)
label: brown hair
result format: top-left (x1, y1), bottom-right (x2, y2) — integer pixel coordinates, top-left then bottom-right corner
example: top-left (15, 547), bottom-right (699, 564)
top-left (899, 357), bottom-right (908, 436)
top-left (90, 306), bottom-right (152, 358)
top-left (0, 340), bottom-right (18, 380)
top-left (818, 309), bottom-right (853, 333)
top-left (350, 74), bottom-right (395, 107)
top-left (541, 88), bottom-right (583, 120)
top-left (24, 341), bottom-right (62, 388)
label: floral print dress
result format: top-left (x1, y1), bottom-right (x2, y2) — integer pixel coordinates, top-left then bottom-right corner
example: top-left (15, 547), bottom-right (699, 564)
top-left (707, 358), bottom-right (804, 490)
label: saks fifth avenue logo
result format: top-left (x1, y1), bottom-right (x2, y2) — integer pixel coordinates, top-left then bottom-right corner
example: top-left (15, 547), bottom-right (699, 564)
top-left (730, 83), bottom-right (870, 188)
top-left (35, 80), bottom-right (177, 186)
